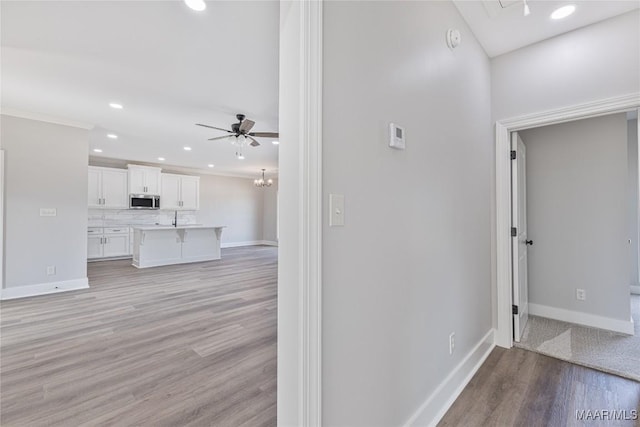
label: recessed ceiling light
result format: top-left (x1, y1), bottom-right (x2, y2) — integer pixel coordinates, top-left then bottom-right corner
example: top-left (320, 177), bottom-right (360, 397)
top-left (551, 5), bottom-right (575, 20)
top-left (208, 164), bottom-right (215, 168)
top-left (184, 0), bottom-right (206, 11)
top-left (272, 140), bottom-right (279, 145)
top-left (183, 146), bottom-right (192, 151)
top-left (158, 157), bottom-right (166, 161)
top-left (107, 133), bottom-right (118, 139)
top-left (93, 148), bottom-right (103, 153)
top-left (109, 102), bottom-right (123, 109)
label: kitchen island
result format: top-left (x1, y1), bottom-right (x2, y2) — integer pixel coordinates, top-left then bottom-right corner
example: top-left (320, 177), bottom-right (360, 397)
top-left (132, 225), bottom-right (226, 268)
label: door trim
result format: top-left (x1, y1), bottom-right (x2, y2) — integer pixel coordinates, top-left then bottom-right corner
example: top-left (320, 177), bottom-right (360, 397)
top-left (278, 1), bottom-right (323, 425)
top-left (494, 92), bottom-right (640, 348)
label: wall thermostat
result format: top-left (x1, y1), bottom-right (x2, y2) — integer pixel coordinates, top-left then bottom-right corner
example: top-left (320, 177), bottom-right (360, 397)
top-left (389, 123), bottom-right (405, 150)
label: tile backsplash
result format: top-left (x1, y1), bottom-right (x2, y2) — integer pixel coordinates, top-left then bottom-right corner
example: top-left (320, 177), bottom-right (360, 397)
top-left (89, 209), bottom-right (198, 228)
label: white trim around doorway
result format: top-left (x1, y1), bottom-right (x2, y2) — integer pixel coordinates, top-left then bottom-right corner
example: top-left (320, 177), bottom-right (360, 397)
top-left (494, 93), bottom-right (640, 348)
top-left (277, 1), bottom-right (323, 425)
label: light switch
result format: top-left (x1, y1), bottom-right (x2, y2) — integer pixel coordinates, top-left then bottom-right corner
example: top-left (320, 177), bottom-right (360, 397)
top-left (40, 208), bottom-right (57, 217)
top-left (329, 194), bottom-right (345, 227)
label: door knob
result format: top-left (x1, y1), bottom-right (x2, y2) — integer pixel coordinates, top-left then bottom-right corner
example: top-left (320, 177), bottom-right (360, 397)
top-left (525, 240), bottom-right (534, 246)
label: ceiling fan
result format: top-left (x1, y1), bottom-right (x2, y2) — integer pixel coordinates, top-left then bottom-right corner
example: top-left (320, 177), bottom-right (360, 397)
top-left (196, 114), bottom-right (279, 147)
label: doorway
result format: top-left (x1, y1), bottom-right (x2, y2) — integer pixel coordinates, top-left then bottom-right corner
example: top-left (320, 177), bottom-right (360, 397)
top-left (494, 95), bottom-right (640, 350)
top-left (506, 111), bottom-right (640, 380)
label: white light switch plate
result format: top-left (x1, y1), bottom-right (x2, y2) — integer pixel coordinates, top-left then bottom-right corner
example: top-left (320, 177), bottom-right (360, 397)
top-left (40, 208), bottom-right (57, 217)
top-left (329, 194), bottom-right (345, 227)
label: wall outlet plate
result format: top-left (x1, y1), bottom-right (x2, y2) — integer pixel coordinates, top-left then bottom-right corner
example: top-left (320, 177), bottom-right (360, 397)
top-left (449, 332), bottom-right (455, 355)
top-left (46, 266), bottom-right (56, 276)
top-left (576, 288), bottom-right (586, 301)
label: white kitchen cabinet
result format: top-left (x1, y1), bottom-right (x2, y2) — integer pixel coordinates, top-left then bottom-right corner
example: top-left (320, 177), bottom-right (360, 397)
top-left (128, 165), bottom-right (161, 195)
top-left (88, 166), bottom-right (128, 209)
top-left (161, 173), bottom-right (199, 210)
top-left (180, 176), bottom-right (200, 210)
top-left (88, 227), bottom-right (131, 259)
top-left (88, 168), bottom-right (101, 208)
top-left (87, 235), bottom-right (104, 258)
top-left (103, 234), bottom-right (130, 257)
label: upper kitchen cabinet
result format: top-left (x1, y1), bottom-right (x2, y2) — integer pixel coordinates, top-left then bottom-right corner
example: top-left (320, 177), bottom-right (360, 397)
top-left (128, 165), bottom-right (161, 195)
top-left (88, 166), bottom-right (128, 209)
top-left (161, 173), bottom-right (200, 210)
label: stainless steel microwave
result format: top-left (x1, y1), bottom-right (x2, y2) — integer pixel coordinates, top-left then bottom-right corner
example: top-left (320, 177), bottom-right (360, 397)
top-left (129, 194), bottom-right (160, 210)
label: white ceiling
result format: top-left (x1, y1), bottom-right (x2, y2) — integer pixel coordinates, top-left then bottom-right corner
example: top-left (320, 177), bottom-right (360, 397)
top-left (1, 1), bottom-right (280, 178)
top-left (453, 0), bottom-right (640, 57)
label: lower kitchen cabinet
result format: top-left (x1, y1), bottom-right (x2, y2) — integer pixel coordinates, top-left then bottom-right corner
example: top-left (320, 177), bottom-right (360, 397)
top-left (88, 227), bottom-right (132, 259)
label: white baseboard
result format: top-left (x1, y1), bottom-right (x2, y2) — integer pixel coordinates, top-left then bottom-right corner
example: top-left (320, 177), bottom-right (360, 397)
top-left (1, 278), bottom-right (89, 300)
top-left (529, 303), bottom-right (634, 335)
top-left (631, 285), bottom-right (640, 295)
top-left (221, 240), bottom-right (279, 248)
top-left (404, 329), bottom-right (495, 427)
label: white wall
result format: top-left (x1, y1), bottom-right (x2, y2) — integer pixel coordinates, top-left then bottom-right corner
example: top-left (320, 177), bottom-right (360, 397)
top-left (322, 2), bottom-right (492, 425)
top-left (628, 118), bottom-right (638, 287)
top-left (491, 10), bottom-right (640, 121)
top-left (1, 115), bottom-right (89, 288)
top-left (520, 113), bottom-right (630, 322)
top-left (196, 174), bottom-right (265, 244)
top-left (262, 180), bottom-right (278, 243)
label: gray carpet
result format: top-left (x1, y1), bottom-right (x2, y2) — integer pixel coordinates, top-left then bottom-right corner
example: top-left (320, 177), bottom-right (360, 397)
top-left (515, 294), bottom-right (640, 381)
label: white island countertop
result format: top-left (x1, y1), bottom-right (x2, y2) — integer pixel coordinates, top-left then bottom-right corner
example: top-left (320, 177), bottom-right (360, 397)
top-left (131, 225), bottom-right (226, 231)
top-left (132, 225), bottom-right (227, 268)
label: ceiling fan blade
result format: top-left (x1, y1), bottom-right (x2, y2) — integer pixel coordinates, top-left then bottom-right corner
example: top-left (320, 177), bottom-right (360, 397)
top-left (240, 119), bottom-right (255, 133)
top-left (247, 136), bottom-right (261, 147)
top-left (208, 135), bottom-right (234, 141)
top-left (248, 132), bottom-right (279, 138)
top-left (196, 123), bottom-right (234, 133)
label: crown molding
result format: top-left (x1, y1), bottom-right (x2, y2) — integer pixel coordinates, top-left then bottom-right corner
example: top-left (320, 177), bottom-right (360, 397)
top-left (1, 107), bottom-right (94, 130)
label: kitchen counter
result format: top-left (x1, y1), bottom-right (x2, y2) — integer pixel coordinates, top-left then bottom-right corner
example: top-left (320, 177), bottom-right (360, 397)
top-left (131, 224), bottom-right (221, 231)
top-left (132, 225), bottom-right (226, 268)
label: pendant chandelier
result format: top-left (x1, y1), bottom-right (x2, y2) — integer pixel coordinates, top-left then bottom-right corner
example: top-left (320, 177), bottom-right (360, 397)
top-left (254, 169), bottom-right (273, 188)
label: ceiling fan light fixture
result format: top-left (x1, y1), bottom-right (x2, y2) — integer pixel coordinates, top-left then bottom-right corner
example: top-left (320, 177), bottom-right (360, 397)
top-left (551, 5), bottom-right (575, 20)
top-left (184, 0), bottom-right (206, 12)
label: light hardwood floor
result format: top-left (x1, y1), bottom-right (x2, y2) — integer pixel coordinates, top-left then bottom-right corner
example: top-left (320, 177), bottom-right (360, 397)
top-left (439, 347), bottom-right (640, 427)
top-left (0, 246), bottom-right (277, 427)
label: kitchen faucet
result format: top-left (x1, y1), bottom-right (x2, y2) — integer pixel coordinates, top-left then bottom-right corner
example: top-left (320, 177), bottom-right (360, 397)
top-left (172, 210), bottom-right (178, 227)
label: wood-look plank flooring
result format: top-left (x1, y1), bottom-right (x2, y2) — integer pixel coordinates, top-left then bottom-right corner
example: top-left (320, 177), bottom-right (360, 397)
top-left (439, 347), bottom-right (640, 427)
top-left (0, 246), bottom-right (277, 427)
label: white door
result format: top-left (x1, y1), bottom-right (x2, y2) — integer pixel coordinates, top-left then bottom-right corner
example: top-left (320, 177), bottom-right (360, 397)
top-left (103, 234), bottom-right (130, 257)
top-left (180, 177), bottom-right (200, 210)
top-left (88, 168), bottom-right (102, 208)
top-left (101, 169), bottom-right (128, 209)
top-left (512, 132), bottom-right (529, 342)
top-left (161, 174), bottom-right (181, 210)
top-left (87, 235), bottom-right (104, 259)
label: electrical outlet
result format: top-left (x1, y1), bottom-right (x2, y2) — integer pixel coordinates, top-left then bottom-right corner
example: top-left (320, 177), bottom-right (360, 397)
top-left (449, 332), bottom-right (455, 355)
top-left (576, 288), bottom-right (586, 301)
top-left (46, 266), bottom-right (56, 276)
